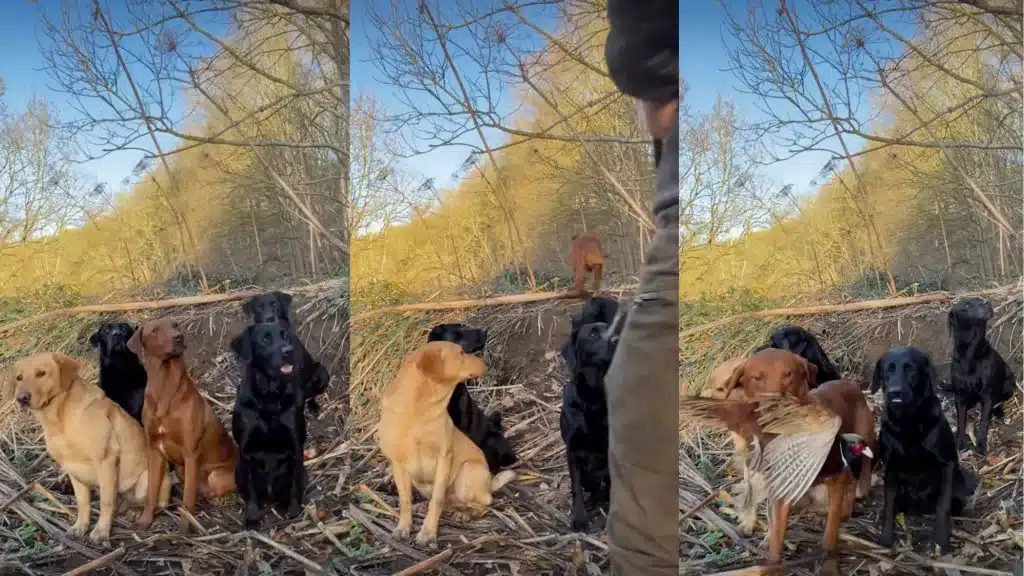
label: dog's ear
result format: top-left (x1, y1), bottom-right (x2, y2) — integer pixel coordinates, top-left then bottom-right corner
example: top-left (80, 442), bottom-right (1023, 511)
top-left (416, 345), bottom-right (451, 383)
top-left (919, 353), bottom-right (938, 396)
top-left (126, 328), bottom-right (144, 362)
top-left (53, 354), bottom-right (80, 391)
top-left (560, 340), bottom-right (575, 372)
top-left (947, 308), bottom-right (956, 338)
top-left (277, 292), bottom-right (294, 322)
top-left (870, 357), bottom-right (883, 394)
top-left (982, 300), bottom-right (994, 321)
top-left (230, 329), bottom-right (252, 363)
top-left (88, 330), bottom-right (101, 350)
top-left (800, 356), bottom-right (819, 387)
top-left (242, 297), bottom-right (254, 319)
top-left (721, 359), bottom-right (746, 397)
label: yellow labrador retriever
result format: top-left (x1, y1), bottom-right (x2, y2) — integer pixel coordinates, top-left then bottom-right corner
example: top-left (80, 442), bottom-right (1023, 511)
top-left (378, 341), bottom-right (516, 546)
top-left (12, 353), bottom-right (171, 545)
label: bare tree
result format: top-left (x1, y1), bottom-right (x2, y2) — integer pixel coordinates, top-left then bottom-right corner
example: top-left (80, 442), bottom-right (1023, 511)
top-left (37, 0), bottom-right (349, 287)
top-left (0, 97), bottom-right (86, 247)
top-left (722, 0), bottom-right (1023, 291)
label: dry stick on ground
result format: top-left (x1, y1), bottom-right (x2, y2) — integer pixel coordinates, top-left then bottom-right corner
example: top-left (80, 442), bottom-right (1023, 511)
top-left (351, 290), bottom-right (583, 322)
top-left (0, 280), bottom-right (344, 335)
top-left (61, 546), bottom-right (127, 576)
top-left (392, 549), bottom-right (454, 576)
top-left (679, 285), bottom-right (1018, 338)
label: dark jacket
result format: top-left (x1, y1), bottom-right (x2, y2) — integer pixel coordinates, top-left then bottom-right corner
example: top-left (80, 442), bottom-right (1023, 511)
top-left (605, 0), bottom-right (679, 104)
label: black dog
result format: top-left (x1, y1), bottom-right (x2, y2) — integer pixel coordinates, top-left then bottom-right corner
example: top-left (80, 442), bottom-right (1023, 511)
top-left (90, 322), bottom-right (148, 423)
top-left (871, 347), bottom-right (977, 552)
top-left (570, 296), bottom-right (619, 335)
top-left (948, 297), bottom-right (1016, 454)
top-left (559, 317), bottom-right (620, 532)
top-left (757, 325), bottom-right (841, 387)
top-left (231, 323), bottom-right (307, 529)
top-left (243, 292), bottom-right (330, 416)
top-left (426, 323), bottom-right (517, 475)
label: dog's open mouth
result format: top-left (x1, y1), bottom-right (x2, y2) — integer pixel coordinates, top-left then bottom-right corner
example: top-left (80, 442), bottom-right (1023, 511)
top-left (281, 364), bottom-right (294, 375)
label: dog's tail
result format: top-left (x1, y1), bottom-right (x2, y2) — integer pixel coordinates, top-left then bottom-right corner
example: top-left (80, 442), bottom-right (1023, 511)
top-left (491, 470), bottom-right (517, 493)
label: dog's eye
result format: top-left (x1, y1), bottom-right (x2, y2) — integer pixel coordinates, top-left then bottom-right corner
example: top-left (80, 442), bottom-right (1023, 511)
top-left (782, 370), bottom-right (792, 378)
top-left (35, 370), bottom-right (45, 378)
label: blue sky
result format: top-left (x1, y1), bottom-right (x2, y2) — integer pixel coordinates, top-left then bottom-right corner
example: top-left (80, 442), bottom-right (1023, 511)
top-left (350, 0), bottom-right (554, 193)
top-left (682, 1), bottom-right (849, 200)
top-left (2, 1), bottom-right (145, 193)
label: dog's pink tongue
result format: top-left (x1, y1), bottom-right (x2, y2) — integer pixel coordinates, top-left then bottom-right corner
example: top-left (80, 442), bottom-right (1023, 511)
top-left (281, 364), bottom-right (294, 375)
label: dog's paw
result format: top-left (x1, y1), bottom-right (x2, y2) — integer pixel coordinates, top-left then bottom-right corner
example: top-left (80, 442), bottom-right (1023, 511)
top-left (392, 522), bottom-right (411, 540)
top-left (738, 521), bottom-right (756, 538)
top-left (244, 510), bottom-right (261, 530)
top-left (973, 442), bottom-right (987, 456)
top-left (414, 527), bottom-right (438, 548)
top-left (67, 522), bottom-right (89, 539)
top-left (570, 514), bottom-right (589, 533)
top-left (134, 512), bottom-right (154, 532)
top-left (88, 525), bottom-right (112, 547)
top-left (449, 510), bottom-right (469, 523)
top-left (286, 501), bottom-right (302, 519)
top-left (878, 530), bottom-right (894, 548)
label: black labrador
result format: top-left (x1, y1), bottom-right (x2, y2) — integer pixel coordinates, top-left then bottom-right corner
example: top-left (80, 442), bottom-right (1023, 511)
top-left (243, 292), bottom-right (330, 416)
top-left (230, 323), bottom-right (307, 529)
top-left (559, 311), bottom-right (622, 532)
top-left (948, 297), bottom-right (1016, 454)
top-left (871, 347), bottom-right (976, 552)
top-left (426, 323), bottom-right (517, 475)
top-left (90, 322), bottom-right (148, 424)
top-left (757, 325), bottom-right (841, 387)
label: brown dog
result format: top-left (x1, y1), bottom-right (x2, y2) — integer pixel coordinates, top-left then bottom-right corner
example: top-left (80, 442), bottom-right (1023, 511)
top-left (569, 234), bottom-right (604, 296)
top-left (705, 350), bottom-right (817, 536)
top-left (378, 341), bottom-right (516, 547)
top-left (11, 353), bottom-right (170, 545)
top-left (128, 318), bottom-right (237, 534)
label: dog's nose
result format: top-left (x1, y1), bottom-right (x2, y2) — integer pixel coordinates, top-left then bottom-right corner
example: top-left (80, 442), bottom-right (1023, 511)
top-left (265, 315), bottom-right (277, 323)
top-left (888, 388), bottom-right (905, 402)
top-left (281, 344), bottom-right (295, 356)
top-left (15, 391), bottom-right (30, 407)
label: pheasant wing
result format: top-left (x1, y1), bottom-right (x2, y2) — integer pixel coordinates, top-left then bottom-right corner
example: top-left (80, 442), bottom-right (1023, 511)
top-left (680, 396), bottom-right (760, 436)
top-left (755, 397), bottom-right (842, 505)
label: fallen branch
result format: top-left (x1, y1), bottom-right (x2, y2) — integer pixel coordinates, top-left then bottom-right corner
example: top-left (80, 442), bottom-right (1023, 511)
top-left (62, 546), bottom-right (126, 576)
top-left (0, 280), bottom-right (344, 335)
top-left (351, 290), bottom-right (583, 322)
top-left (680, 285), bottom-right (1018, 339)
top-left (392, 549), bottom-right (454, 576)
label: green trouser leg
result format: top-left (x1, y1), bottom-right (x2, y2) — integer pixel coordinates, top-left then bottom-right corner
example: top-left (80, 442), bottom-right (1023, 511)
top-left (605, 114), bottom-right (680, 575)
